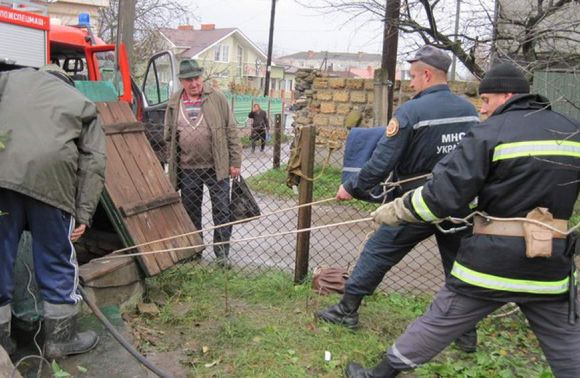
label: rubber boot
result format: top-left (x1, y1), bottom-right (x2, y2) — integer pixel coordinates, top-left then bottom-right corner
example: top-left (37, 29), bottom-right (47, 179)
top-left (0, 305), bottom-right (15, 356)
top-left (315, 293), bottom-right (362, 329)
top-left (345, 356), bottom-right (401, 378)
top-left (0, 321), bottom-right (16, 356)
top-left (214, 245), bottom-right (232, 270)
top-left (454, 328), bottom-right (477, 353)
top-left (43, 315), bottom-right (99, 359)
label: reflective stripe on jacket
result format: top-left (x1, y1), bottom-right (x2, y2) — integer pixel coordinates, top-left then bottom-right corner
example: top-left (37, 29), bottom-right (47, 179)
top-left (343, 84), bottom-right (479, 200)
top-left (404, 94), bottom-right (580, 301)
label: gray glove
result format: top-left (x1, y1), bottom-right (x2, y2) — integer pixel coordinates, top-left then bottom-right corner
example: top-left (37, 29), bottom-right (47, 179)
top-left (371, 192), bottom-right (419, 226)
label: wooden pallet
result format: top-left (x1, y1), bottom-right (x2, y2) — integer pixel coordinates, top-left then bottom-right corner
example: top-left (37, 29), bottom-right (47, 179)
top-left (94, 101), bottom-right (203, 276)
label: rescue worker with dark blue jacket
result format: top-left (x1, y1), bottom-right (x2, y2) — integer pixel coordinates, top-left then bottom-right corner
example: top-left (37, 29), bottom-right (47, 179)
top-left (347, 63), bottom-right (580, 378)
top-left (315, 45), bottom-right (480, 352)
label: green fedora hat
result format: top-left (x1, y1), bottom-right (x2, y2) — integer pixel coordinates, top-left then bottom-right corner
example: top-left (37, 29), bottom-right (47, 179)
top-left (178, 59), bottom-right (204, 79)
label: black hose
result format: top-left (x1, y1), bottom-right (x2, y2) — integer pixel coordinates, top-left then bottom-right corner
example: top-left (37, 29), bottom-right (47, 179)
top-left (78, 286), bottom-right (172, 378)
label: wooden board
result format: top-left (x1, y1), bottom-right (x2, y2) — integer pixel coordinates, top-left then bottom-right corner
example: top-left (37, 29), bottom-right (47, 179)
top-left (96, 102), bottom-right (203, 276)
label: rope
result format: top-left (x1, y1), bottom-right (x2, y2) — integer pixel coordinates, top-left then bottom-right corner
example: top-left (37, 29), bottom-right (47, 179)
top-left (110, 173), bottom-right (441, 256)
top-left (292, 140), bottom-right (338, 182)
top-left (443, 211), bottom-right (580, 235)
top-left (383, 173), bottom-right (432, 188)
top-left (111, 197), bottom-right (337, 255)
top-left (95, 217), bottom-right (374, 261)
top-left (489, 302), bottom-right (520, 319)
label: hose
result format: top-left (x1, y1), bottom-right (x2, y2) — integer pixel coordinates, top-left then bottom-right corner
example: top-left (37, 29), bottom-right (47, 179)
top-left (78, 286), bottom-right (172, 378)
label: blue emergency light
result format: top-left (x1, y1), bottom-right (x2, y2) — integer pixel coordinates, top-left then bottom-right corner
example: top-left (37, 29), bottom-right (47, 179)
top-left (78, 13), bottom-right (90, 27)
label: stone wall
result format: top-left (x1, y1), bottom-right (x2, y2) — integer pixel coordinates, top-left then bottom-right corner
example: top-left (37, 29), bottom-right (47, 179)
top-left (294, 77), bottom-right (375, 146)
top-left (293, 76), bottom-right (480, 147)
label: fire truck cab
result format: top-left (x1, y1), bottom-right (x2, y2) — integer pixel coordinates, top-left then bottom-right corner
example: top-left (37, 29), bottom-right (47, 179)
top-left (0, 0), bottom-right (132, 103)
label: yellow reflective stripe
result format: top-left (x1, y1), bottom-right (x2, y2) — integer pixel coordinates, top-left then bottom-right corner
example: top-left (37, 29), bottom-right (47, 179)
top-left (493, 140), bottom-right (580, 162)
top-left (451, 262), bottom-right (571, 294)
top-left (411, 187), bottom-right (439, 222)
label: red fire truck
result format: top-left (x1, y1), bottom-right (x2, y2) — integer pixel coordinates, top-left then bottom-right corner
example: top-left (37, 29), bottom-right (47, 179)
top-left (0, 0), bottom-right (133, 103)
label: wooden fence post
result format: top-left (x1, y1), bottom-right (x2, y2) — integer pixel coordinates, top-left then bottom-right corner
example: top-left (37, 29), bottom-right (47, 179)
top-left (273, 113), bottom-right (282, 169)
top-left (294, 125), bottom-right (315, 283)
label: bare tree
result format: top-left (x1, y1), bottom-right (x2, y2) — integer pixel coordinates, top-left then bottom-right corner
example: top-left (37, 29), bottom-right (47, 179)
top-left (295, 0), bottom-right (578, 79)
top-left (98, 0), bottom-right (196, 74)
top-left (495, 0), bottom-right (580, 71)
top-left (296, 0), bottom-right (490, 78)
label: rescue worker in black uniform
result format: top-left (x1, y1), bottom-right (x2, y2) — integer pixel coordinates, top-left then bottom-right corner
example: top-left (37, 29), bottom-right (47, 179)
top-left (347, 63), bottom-right (580, 378)
top-left (315, 45), bottom-right (480, 352)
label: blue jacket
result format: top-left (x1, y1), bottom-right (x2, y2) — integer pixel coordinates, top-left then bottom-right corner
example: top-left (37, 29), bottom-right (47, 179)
top-left (343, 84), bottom-right (479, 200)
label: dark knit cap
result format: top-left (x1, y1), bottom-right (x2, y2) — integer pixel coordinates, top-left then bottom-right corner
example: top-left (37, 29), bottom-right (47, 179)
top-left (479, 63), bottom-right (530, 94)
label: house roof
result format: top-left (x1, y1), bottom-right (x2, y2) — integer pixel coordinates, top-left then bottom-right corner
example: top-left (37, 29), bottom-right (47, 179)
top-left (278, 51), bottom-right (382, 62)
top-left (159, 27), bottom-right (267, 60)
top-left (349, 67), bottom-right (375, 79)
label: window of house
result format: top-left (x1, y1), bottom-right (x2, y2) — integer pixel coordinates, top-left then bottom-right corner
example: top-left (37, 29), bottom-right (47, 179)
top-left (214, 44), bottom-right (229, 62)
top-left (237, 46), bottom-right (243, 76)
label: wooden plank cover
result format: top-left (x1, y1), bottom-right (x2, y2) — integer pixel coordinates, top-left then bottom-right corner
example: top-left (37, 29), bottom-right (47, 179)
top-left (97, 102), bottom-right (203, 276)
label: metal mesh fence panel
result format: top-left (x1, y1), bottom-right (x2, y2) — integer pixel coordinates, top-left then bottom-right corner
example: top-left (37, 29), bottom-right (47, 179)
top-left (143, 106), bottom-right (299, 278)
top-left (307, 142), bottom-right (444, 295)
top-left (142, 104), bottom-right (444, 295)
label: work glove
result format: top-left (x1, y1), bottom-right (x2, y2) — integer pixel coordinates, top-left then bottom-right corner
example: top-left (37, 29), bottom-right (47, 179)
top-left (371, 192), bottom-right (419, 226)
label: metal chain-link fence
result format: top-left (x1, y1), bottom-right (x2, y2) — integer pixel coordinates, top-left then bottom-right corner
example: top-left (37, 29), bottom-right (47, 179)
top-left (136, 99), bottom-right (445, 295)
top-left (307, 140), bottom-right (443, 295)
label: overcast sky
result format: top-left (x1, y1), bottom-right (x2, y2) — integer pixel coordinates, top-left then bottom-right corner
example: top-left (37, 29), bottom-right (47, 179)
top-left (184, 0), bottom-right (386, 57)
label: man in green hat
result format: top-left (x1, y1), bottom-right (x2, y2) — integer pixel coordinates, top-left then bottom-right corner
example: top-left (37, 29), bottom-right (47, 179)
top-left (164, 59), bottom-right (242, 268)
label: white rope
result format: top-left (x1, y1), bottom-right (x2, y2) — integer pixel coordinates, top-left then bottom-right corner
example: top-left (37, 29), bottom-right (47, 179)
top-left (95, 217), bottom-right (374, 261)
top-left (444, 211), bottom-right (580, 236)
top-left (110, 174), bottom-right (435, 256)
top-left (111, 197), bottom-right (337, 255)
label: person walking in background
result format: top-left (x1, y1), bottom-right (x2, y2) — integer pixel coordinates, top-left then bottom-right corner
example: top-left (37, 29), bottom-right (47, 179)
top-left (248, 103), bottom-right (269, 152)
top-left (164, 59), bottom-right (242, 269)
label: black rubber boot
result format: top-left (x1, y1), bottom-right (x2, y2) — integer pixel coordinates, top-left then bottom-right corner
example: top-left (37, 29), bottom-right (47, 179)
top-left (0, 321), bottom-right (16, 356)
top-left (454, 328), bottom-right (477, 353)
top-left (43, 315), bottom-right (99, 359)
top-left (315, 293), bottom-right (363, 329)
top-left (345, 357), bottom-right (401, 378)
top-left (214, 245), bottom-right (232, 270)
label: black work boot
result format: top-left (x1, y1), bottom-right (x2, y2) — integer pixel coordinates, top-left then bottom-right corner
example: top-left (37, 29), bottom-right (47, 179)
top-left (214, 245), bottom-right (232, 270)
top-left (345, 356), bottom-right (401, 378)
top-left (43, 315), bottom-right (99, 359)
top-left (315, 293), bottom-right (363, 329)
top-left (0, 321), bottom-right (16, 356)
top-left (454, 328), bottom-right (477, 353)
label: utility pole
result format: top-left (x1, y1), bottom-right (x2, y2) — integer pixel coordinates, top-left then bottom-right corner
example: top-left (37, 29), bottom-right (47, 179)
top-left (377, 0), bottom-right (400, 123)
top-left (263, 0), bottom-right (277, 97)
top-left (490, 0), bottom-right (500, 65)
top-left (450, 0), bottom-right (461, 80)
top-left (118, 0), bottom-right (136, 68)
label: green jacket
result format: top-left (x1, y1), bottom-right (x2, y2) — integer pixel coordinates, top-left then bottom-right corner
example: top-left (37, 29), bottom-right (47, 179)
top-left (0, 69), bottom-right (106, 226)
top-left (164, 86), bottom-right (242, 187)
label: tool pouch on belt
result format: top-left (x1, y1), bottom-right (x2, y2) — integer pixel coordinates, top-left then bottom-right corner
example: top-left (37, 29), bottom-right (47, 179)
top-left (312, 267), bottom-right (349, 295)
top-left (522, 207), bottom-right (554, 258)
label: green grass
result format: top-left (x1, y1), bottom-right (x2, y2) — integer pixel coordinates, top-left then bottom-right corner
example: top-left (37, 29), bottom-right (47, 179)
top-left (570, 198), bottom-right (580, 228)
top-left (131, 267), bottom-right (553, 378)
top-left (246, 165), bottom-right (378, 212)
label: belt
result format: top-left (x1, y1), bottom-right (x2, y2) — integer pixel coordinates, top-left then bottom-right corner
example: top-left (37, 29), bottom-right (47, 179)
top-left (473, 215), bottom-right (568, 239)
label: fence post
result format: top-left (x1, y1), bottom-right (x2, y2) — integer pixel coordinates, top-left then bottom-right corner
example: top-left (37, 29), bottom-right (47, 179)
top-left (273, 113), bottom-right (282, 169)
top-left (294, 125), bottom-right (315, 283)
